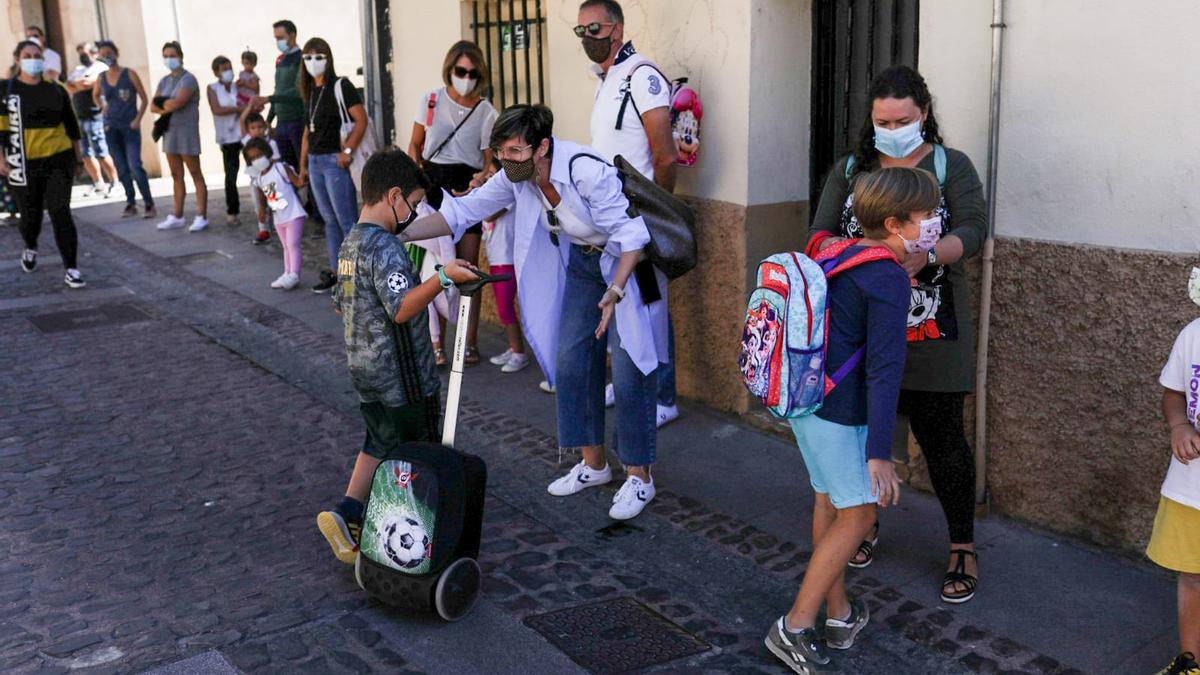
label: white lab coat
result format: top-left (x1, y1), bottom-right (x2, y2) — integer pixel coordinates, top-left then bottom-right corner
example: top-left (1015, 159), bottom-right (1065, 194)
top-left (438, 137), bottom-right (668, 386)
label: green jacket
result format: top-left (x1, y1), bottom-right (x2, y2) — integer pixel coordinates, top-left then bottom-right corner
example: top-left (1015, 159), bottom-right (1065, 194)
top-left (268, 48), bottom-right (303, 123)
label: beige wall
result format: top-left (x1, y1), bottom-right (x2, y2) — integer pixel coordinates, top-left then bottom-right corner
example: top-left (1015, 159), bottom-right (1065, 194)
top-left (389, 1), bottom-right (464, 152)
top-left (923, 0), bottom-right (1200, 253)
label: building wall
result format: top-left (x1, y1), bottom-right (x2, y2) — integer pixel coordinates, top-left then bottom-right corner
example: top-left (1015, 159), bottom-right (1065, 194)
top-left (922, 0), bottom-right (1200, 550)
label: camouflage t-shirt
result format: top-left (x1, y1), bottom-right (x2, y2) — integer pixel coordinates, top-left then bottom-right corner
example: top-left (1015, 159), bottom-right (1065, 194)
top-left (333, 223), bottom-right (439, 407)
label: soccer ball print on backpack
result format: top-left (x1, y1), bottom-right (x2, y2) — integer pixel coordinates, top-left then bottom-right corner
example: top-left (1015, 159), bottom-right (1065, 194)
top-left (739, 240), bottom-right (898, 418)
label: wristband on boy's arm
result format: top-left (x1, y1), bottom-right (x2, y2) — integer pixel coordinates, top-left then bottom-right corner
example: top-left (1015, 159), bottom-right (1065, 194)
top-left (435, 265), bottom-right (453, 289)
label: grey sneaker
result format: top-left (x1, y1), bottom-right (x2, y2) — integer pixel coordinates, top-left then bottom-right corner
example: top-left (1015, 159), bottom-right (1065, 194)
top-left (764, 616), bottom-right (829, 674)
top-left (825, 597), bottom-right (870, 650)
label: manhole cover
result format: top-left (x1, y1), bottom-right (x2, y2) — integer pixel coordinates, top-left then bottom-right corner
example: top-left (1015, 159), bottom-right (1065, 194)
top-left (170, 250), bottom-right (231, 264)
top-left (523, 597), bottom-right (711, 673)
top-left (28, 303), bottom-right (151, 333)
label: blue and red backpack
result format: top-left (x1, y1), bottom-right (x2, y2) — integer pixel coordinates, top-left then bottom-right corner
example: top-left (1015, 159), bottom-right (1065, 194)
top-left (739, 234), bottom-right (899, 418)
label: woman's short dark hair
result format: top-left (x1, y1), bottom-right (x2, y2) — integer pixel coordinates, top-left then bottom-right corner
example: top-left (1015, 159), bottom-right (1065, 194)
top-left (242, 137), bottom-right (272, 161)
top-left (241, 50), bottom-right (257, 66)
top-left (361, 148), bottom-right (430, 206)
top-left (162, 41), bottom-right (183, 58)
top-left (297, 37), bottom-right (337, 103)
top-left (96, 40), bottom-right (118, 55)
top-left (441, 41), bottom-right (490, 97)
top-left (851, 65), bottom-right (943, 177)
top-left (211, 56), bottom-right (231, 74)
top-left (852, 167), bottom-right (941, 237)
top-left (490, 104), bottom-right (554, 151)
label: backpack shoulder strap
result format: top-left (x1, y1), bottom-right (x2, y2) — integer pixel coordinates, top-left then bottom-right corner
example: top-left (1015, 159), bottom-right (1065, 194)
top-left (425, 90), bottom-right (438, 127)
top-left (824, 247), bottom-right (900, 279)
top-left (843, 154), bottom-right (856, 180)
top-left (615, 61), bottom-right (668, 131)
top-left (933, 143), bottom-right (946, 189)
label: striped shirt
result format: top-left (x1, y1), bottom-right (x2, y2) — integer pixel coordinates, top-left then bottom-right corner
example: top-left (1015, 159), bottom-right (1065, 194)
top-left (0, 78), bottom-right (80, 185)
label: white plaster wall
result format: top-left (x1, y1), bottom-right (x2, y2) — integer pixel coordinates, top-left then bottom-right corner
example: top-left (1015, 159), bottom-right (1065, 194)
top-left (747, 0), bottom-right (809, 205)
top-left (388, 1), bottom-right (463, 152)
top-left (542, 0), bottom-right (751, 205)
top-left (924, 0), bottom-right (1200, 253)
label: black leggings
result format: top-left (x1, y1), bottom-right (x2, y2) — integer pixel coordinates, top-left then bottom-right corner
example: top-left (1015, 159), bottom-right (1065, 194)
top-left (13, 152), bottom-right (77, 269)
top-left (220, 142), bottom-right (242, 216)
top-left (898, 390), bottom-right (976, 544)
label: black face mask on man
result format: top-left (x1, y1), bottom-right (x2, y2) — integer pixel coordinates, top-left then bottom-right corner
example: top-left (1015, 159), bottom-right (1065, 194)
top-left (80, 52), bottom-right (93, 67)
top-left (581, 35), bottom-right (613, 64)
top-left (391, 194), bottom-right (418, 232)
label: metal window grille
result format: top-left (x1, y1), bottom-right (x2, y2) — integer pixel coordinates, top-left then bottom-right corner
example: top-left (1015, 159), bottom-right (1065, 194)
top-left (810, 0), bottom-right (919, 208)
top-left (470, 0), bottom-right (548, 108)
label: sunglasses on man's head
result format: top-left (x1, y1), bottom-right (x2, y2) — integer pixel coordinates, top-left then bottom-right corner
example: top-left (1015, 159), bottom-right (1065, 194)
top-left (452, 66), bottom-right (480, 79)
top-left (573, 22), bottom-right (615, 38)
top-left (302, 54), bottom-right (327, 62)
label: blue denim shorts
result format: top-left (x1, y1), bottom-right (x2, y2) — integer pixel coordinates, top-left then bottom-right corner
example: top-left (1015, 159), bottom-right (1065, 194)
top-left (787, 414), bottom-right (874, 509)
top-left (80, 117), bottom-right (109, 158)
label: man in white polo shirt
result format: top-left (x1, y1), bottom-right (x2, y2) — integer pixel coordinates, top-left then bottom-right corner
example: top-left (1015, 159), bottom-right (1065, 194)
top-left (578, 0), bottom-right (681, 428)
top-left (25, 26), bottom-right (62, 81)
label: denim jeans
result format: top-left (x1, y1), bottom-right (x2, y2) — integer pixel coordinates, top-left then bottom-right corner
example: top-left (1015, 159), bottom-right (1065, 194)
top-left (104, 123), bottom-right (153, 208)
top-left (658, 317), bottom-right (677, 406)
top-left (307, 153), bottom-right (358, 269)
top-left (556, 245), bottom-right (657, 466)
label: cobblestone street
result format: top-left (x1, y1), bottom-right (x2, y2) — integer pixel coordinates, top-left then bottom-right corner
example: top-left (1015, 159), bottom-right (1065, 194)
top-left (0, 193), bottom-right (1181, 674)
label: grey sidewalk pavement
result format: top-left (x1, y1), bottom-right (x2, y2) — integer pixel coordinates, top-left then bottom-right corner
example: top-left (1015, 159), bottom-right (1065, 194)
top-left (0, 188), bottom-right (1179, 674)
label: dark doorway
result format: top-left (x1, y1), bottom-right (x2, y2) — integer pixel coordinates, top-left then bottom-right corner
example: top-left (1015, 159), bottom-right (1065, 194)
top-left (364, 0), bottom-right (396, 146)
top-left (470, 0), bottom-right (548, 108)
top-left (809, 0), bottom-right (919, 210)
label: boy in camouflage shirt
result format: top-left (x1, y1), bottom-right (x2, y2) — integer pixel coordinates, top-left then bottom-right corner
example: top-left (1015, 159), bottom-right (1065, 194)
top-left (317, 148), bottom-right (479, 564)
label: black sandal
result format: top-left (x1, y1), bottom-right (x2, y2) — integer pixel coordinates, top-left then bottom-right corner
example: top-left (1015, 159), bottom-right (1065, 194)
top-left (847, 521), bottom-right (879, 569)
top-left (941, 549), bottom-right (979, 604)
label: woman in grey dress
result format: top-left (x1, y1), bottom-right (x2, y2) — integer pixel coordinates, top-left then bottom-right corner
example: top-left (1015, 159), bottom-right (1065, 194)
top-left (151, 41), bottom-right (208, 232)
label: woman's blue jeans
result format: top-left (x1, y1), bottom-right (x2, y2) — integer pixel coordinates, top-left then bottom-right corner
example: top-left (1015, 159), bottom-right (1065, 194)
top-left (555, 244), bottom-right (657, 466)
top-left (307, 153), bottom-right (358, 270)
top-left (104, 123), bottom-right (153, 208)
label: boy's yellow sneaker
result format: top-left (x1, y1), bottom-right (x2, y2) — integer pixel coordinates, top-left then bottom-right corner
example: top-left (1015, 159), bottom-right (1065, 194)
top-left (1158, 652), bottom-right (1200, 675)
top-left (317, 509), bottom-right (361, 565)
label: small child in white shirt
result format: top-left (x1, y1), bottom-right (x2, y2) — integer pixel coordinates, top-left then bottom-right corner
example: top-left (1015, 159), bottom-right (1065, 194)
top-left (244, 137), bottom-right (306, 290)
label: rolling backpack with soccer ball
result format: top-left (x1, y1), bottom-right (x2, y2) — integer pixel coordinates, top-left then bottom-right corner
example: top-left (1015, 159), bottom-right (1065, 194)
top-left (739, 237), bottom-right (898, 418)
top-left (354, 270), bottom-right (508, 621)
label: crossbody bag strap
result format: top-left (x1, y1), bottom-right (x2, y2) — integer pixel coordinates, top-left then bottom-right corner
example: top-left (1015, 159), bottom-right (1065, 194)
top-left (428, 98), bottom-right (482, 161)
top-left (615, 62), bottom-right (667, 131)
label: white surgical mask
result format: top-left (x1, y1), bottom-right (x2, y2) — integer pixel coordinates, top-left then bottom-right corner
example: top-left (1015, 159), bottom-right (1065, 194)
top-left (304, 59), bottom-right (326, 78)
top-left (874, 119), bottom-right (924, 159)
top-left (1189, 267), bottom-right (1200, 307)
top-left (451, 75), bottom-right (476, 97)
top-left (276, 39), bottom-right (290, 53)
top-left (220, 69), bottom-right (234, 84)
top-left (164, 57), bottom-right (181, 71)
top-left (246, 156), bottom-right (271, 178)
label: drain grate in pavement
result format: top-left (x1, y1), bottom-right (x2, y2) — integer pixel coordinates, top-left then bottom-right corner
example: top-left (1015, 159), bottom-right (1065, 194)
top-left (28, 303), bottom-right (152, 333)
top-left (523, 597), bottom-right (711, 673)
top-left (169, 250), bottom-right (232, 264)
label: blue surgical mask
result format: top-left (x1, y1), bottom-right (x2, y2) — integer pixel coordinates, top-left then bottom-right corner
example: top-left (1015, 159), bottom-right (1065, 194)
top-left (19, 58), bottom-right (44, 77)
top-left (276, 39), bottom-right (290, 53)
top-left (874, 119), bottom-right (924, 159)
top-left (164, 57), bottom-right (181, 71)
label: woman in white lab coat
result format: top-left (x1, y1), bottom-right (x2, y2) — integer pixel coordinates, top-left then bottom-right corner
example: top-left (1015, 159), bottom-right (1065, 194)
top-left (400, 104), bottom-right (668, 521)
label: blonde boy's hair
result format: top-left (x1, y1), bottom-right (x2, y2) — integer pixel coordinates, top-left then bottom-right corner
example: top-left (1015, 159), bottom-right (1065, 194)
top-left (852, 167), bottom-right (941, 238)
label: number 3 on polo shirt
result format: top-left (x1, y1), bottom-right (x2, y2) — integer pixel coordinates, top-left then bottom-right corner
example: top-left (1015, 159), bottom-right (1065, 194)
top-left (647, 74), bottom-right (661, 96)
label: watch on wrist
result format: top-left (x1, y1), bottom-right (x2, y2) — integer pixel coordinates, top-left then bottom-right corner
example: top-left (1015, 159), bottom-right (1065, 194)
top-left (436, 265), bottom-right (453, 289)
top-left (342, 147), bottom-right (353, 156)
top-left (926, 248), bottom-right (937, 266)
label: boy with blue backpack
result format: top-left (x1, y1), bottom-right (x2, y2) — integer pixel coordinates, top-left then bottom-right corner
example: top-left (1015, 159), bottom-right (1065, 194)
top-left (754, 167), bottom-right (939, 673)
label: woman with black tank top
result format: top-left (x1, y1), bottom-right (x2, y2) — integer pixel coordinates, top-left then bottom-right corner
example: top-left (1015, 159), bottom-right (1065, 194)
top-left (94, 40), bottom-right (153, 218)
top-left (406, 40), bottom-right (499, 364)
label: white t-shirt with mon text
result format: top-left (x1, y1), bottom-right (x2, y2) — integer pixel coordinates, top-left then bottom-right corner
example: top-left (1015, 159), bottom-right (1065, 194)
top-left (1158, 317), bottom-right (1200, 510)
top-left (589, 43), bottom-right (671, 180)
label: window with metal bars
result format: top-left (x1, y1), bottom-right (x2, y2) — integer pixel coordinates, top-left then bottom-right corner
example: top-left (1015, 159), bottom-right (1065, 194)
top-left (810, 0), bottom-right (919, 210)
top-left (470, 0), bottom-right (548, 109)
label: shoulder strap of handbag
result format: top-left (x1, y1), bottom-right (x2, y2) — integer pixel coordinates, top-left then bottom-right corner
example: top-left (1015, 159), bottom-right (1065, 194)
top-left (615, 61), bottom-right (668, 131)
top-left (333, 77), bottom-right (352, 126)
top-left (428, 95), bottom-right (483, 161)
top-left (566, 151), bottom-right (618, 206)
top-left (844, 143), bottom-right (947, 188)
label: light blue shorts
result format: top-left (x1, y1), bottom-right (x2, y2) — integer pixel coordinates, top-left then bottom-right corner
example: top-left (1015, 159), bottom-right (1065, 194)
top-left (788, 414), bottom-right (874, 509)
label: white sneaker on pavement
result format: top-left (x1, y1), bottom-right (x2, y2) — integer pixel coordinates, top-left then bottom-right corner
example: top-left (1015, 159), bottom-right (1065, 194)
top-left (502, 352), bottom-right (530, 373)
top-left (156, 214), bottom-right (186, 230)
top-left (188, 216), bottom-right (209, 232)
top-left (279, 273), bottom-right (300, 290)
top-left (539, 380), bottom-right (556, 394)
top-left (270, 274), bottom-right (289, 289)
top-left (604, 383), bottom-right (615, 408)
top-left (489, 348), bottom-right (514, 366)
top-left (657, 404), bottom-right (680, 428)
top-left (547, 461), bottom-right (612, 497)
top-left (609, 475), bottom-right (655, 520)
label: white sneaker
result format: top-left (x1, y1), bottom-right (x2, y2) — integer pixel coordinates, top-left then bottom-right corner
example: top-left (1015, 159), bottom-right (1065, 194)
top-left (604, 383), bottom-right (615, 408)
top-left (539, 380), bottom-right (556, 394)
top-left (270, 273), bottom-right (289, 289)
top-left (609, 475), bottom-right (655, 520)
top-left (502, 352), bottom-right (530, 373)
top-left (279, 273), bottom-right (300, 290)
top-left (657, 404), bottom-right (680, 428)
top-left (156, 214), bottom-right (186, 230)
top-left (547, 461), bottom-right (612, 497)
top-left (188, 216), bottom-right (209, 232)
top-left (489, 348), bottom-right (514, 366)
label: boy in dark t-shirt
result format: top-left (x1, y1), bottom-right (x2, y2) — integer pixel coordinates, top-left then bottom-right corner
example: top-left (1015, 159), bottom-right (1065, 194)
top-left (317, 148), bottom-right (479, 565)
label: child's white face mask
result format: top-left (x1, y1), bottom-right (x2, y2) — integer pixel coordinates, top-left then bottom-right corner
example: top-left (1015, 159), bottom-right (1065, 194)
top-left (1189, 267), bottom-right (1200, 307)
